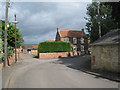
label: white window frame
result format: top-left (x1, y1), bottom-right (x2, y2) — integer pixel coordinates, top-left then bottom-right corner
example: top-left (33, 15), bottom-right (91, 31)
top-left (73, 37), bottom-right (77, 44)
top-left (73, 45), bottom-right (77, 51)
top-left (64, 37), bottom-right (69, 42)
top-left (81, 45), bottom-right (84, 51)
top-left (81, 37), bottom-right (84, 44)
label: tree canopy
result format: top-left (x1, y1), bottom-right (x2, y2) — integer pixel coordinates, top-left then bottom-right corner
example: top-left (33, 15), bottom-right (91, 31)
top-left (105, 2), bottom-right (120, 28)
top-left (85, 2), bottom-right (118, 43)
top-left (0, 20), bottom-right (24, 57)
top-left (0, 20), bottom-right (24, 48)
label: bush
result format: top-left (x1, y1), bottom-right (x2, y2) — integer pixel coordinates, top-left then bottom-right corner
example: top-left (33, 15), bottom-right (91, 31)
top-left (38, 41), bottom-right (71, 53)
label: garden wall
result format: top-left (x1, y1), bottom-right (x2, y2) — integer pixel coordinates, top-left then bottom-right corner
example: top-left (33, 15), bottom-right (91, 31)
top-left (39, 52), bottom-right (82, 59)
top-left (39, 51), bottom-right (85, 59)
top-left (31, 50), bottom-right (38, 55)
top-left (1, 51), bottom-right (20, 67)
top-left (39, 52), bottom-right (70, 59)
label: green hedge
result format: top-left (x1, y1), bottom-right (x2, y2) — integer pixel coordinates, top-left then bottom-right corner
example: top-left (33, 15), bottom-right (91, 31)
top-left (38, 41), bottom-right (71, 53)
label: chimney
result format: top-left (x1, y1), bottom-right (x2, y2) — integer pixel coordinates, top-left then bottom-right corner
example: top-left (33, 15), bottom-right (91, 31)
top-left (57, 26), bottom-right (60, 32)
top-left (81, 28), bottom-right (84, 33)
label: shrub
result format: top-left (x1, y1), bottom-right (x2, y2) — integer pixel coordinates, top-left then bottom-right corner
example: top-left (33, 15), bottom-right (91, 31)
top-left (38, 41), bottom-right (71, 53)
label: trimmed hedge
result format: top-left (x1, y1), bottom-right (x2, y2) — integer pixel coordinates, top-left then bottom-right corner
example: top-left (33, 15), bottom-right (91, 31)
top-left (38, 41), bottom-right (71, 53)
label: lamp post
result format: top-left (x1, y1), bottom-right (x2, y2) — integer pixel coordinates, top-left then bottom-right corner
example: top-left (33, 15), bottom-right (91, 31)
top-left (12, 14), bottom-right (19, 63)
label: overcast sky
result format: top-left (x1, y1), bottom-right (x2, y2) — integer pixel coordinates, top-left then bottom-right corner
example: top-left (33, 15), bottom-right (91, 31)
top-left (1, 1), bottom-right (91, 44)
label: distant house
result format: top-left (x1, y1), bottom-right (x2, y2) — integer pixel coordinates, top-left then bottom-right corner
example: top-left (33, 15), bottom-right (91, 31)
top-left (55, 27), bottom-right (88, 55)
top-left (21, 44), bottom-right (38, 54)
top-left (90, 29), bottom-right (120, 73)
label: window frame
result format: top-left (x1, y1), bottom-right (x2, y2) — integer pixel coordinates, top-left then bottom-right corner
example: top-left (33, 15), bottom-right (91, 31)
top-left (81, 45), bottom-right (84, 51)
top-left (73, 37), bottom-right (77, 44)
top-left (81, 37), bottom-right (84, 44)
top-left (64, 37), bottom-right (69, 42)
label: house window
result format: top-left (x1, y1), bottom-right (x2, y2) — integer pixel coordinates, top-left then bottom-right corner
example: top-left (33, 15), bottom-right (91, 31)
top-left (81, 37), bottom-right (84, 44)
top-left (73, 37), bottom-right (77, 44)
top-left (73, 45), bottom-right (77, 51)
top-left (64, 37), bottom-right (69, 42)
top-left (81, 45), bottom-right (84, 51)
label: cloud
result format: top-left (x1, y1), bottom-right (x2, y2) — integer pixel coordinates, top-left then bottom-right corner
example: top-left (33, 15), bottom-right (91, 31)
top-left (2, 2), bottom-right (91, 44)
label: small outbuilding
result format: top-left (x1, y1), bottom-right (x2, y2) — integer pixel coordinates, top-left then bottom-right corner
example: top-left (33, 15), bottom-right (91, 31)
top-left (90, 29), bottom-right (120, 73)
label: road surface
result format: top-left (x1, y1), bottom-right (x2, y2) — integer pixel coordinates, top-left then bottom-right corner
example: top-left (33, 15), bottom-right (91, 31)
top-left (3, 53), bottom-right (118, 88)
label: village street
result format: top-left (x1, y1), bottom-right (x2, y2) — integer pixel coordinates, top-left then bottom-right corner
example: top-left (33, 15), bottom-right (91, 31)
top-left (2, 53), bottom-right (118, 88)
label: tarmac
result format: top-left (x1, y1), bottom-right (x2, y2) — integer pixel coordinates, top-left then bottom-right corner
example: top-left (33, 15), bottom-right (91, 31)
top-left (56, 55), bottom-right (120, 83)
top-left (2, 53), bottom-right (120, 88)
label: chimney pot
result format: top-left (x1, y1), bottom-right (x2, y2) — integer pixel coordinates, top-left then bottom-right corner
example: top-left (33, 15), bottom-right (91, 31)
top-left (57, 26), bottom-right (60, 31)
top-left (81, 28), bottom-right (84, 32)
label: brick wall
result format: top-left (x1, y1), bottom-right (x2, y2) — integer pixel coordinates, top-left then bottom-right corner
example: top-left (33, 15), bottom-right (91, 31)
top-left (22, 49), bottom-right (27, 53)
top-left (31, 50), bottom-right (38, 55)
top-left (16, 48), bottom-right (22, 53)
top-left (39, 51), bottom-right (85, 59)
top-left (7, 55), bottom-right (15, 66)
top-left (1, 52), bottom-right (20, 67)
top-left (39, 52), bottom-right (70, 59)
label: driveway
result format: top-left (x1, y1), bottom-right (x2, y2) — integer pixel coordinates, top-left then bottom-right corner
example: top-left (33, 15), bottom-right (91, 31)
top-left (2, 53), bottom-right (118, 88)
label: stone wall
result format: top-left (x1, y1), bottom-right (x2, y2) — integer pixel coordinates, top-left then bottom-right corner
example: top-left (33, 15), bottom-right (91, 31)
top-left (91, 44), bottom-right (120, 73)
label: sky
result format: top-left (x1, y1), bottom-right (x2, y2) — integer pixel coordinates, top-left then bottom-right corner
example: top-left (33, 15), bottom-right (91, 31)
top-left (1, 1), bottom-right (92, 44)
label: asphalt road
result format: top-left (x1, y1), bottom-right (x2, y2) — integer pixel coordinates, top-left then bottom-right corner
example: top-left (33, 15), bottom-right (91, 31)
top-left (3, 53), bottom-right (118, 88)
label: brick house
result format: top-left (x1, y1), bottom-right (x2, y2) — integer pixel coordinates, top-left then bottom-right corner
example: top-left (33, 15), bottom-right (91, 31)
top-left (55, 27), bottom-right (88, 55)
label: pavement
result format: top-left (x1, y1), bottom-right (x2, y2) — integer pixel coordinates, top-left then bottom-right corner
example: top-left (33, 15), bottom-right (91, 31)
top-left (2, 53), bottom-right (119, 88)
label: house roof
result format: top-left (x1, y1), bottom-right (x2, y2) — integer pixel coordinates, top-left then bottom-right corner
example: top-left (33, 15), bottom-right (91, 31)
top-left (22, 45), bottom-right (38, 49)
top-left (45, 40), bottom-right (55, 42)
top-left (91, 29), bottom-right (120, 46)
top-left (59, 30), bottom-right (85, 38)
top-left (32, 45), bottom-right (38, 49)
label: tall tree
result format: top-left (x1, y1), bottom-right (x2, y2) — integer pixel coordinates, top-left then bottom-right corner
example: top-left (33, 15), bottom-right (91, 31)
top-left (105, 2), bottom-right (120, 28)
top-left (85, 2), bottom-right (118, 43)
top-left (0, 20), bottom-right (24, 50)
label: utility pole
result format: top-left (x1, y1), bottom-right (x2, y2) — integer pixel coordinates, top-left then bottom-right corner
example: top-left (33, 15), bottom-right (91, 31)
top-left (4, 0), bottom-right (9, 67)
top-left (14, 14), bottom-right (17, 63)
top-left (12, 14), bottom-right (19, 63)
top-left (98, 1), bottom-right (101, 38)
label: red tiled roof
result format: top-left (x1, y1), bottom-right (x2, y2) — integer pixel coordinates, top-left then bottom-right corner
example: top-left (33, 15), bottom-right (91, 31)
top-left (32, 45), bottom-right (38, 49)
top-left (59, 30), bottom-right (85, 37)
top-left (45, 40), bottom-right (55, 42)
